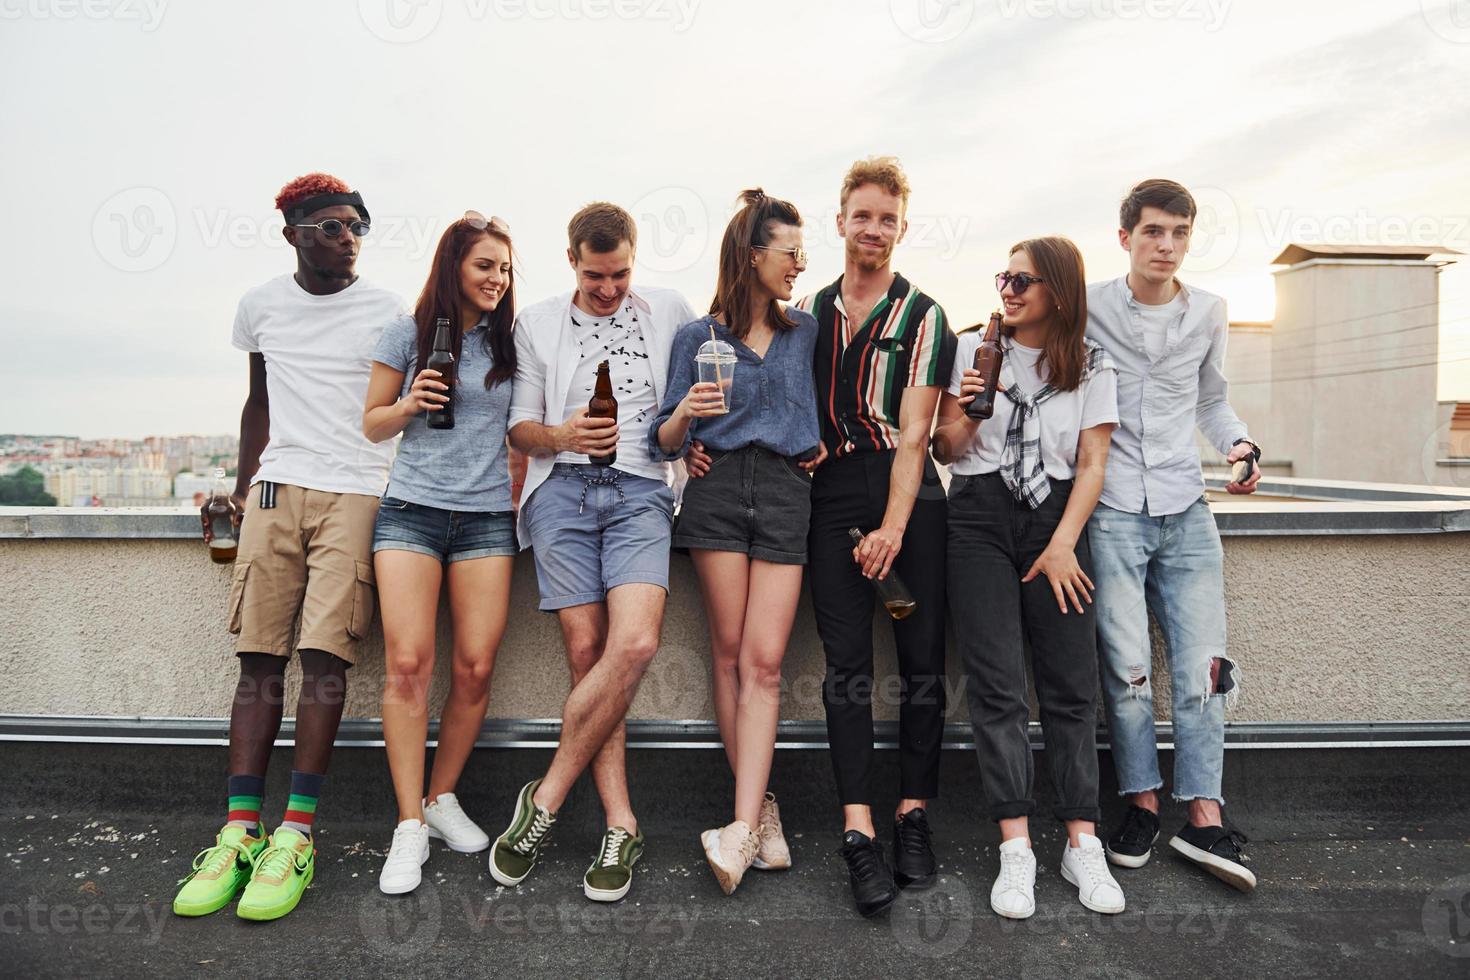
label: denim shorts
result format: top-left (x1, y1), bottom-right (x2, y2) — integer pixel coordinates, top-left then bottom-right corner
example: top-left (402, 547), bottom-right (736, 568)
top-left (522, 464), bottom-right (674, 611)
top-left (372, 497), bottom-right (517, 563)
top-left (674, 446), bottom-right (812, 564)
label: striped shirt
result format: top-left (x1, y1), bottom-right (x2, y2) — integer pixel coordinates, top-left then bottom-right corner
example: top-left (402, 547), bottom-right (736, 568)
top-left (797, 272), bottom-right (955, 457)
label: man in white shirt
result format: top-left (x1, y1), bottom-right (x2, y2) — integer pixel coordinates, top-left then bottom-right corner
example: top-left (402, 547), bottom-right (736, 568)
top-left (490, 203), bottom-right (696, 903)
top-left (1086, 179), bottom-right (1262, 894)
top-left (177, 173), bottom-right (403, 922)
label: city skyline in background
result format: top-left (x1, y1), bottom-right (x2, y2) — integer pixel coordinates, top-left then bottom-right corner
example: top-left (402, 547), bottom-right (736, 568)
top-left (3, 1), bottom-right (1470, 440)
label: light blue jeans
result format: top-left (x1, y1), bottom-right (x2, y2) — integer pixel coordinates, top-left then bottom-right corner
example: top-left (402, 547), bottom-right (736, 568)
top-left (1088, 497), bottom-right (1239, 804)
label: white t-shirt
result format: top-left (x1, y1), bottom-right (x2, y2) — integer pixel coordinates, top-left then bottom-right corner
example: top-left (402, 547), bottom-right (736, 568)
top-left (1137, 290), bottom-right (1186, 360)
top-left (231, 273), bottom-right (405, 496)
top-left (947, 334), bottom-right (1119, 479)
top-left (554, 299), bottom-right (663, 481)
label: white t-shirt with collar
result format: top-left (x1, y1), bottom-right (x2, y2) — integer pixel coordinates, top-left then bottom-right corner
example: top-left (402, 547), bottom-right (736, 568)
top-left (946, 333), bottom-right (1119, 480)
top-left (231, 272), bottom-right (405, 496)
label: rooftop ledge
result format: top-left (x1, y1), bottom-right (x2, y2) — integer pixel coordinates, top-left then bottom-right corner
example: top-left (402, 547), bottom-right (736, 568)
top-left (4, 476), bottom-right (1468, 539)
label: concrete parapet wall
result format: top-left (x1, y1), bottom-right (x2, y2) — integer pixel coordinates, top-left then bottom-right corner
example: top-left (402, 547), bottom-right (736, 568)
top-left (2, 495), bottom-right (1467, 727)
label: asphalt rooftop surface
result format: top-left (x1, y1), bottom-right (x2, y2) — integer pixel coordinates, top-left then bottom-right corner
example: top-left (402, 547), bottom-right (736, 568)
top-left (3, 742), bottom-right (1468, 979)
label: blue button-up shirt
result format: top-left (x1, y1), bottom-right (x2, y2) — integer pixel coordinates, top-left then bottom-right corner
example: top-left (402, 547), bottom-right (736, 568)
top-left (1086, 276), bottom-right (1251, 516)
top-left (648, 312), bottom-right (821, 460)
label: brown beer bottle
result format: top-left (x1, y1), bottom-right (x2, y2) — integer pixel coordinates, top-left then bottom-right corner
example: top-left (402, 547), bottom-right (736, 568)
top-left (426, 316), bottom-right (456, 430)
top-left (848, 528), bottom-right (916, 620)
top-left (964, 311), bottom-right (1005, 421)
top-left (204, 467), bottom-right (237, 564)
top-left (587, 359), bottom-right (618, 467)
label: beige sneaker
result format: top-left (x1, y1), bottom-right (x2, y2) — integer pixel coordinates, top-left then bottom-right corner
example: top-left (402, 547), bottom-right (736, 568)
top-left (701, 820), bottom-right (759, 895)
top-left (753, 792), bottom-right (792, 870)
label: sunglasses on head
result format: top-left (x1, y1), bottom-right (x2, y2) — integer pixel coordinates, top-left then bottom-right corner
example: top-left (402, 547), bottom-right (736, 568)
top-left (464, 210), bottom-right (510, 234)
top-left (292, 218), bottom-right (370, 238)
top-left (995, 271), bottom-right (1046, 295)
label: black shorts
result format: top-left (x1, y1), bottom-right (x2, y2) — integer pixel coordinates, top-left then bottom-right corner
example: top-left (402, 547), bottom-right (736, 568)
top-left (673, 446), bottom-right (813, 564)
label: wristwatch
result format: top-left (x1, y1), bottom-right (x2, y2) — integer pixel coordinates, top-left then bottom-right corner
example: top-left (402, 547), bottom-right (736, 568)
top-left (1231, 437), bottom-right (1261, 460)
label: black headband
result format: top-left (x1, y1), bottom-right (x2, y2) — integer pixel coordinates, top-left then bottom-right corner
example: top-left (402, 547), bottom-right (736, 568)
top-left (283, 190), bottom-right (370, 225)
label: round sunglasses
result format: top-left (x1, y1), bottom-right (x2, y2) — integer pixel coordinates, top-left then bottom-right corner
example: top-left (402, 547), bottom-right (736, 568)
top-left (995, 271), bottom-right (1046, 295)
top-left (291, 218), bottom-right (370, 238)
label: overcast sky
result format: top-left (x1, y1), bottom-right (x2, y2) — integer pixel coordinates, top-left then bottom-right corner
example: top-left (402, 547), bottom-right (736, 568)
top-left (3, 0), bottom-right (1468, 439)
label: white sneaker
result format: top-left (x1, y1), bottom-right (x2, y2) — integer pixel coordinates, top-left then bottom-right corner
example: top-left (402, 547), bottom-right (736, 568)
top-left (379, 819), bottom-right (430, 895)
top-left (989, 837), bottom-right (1036, 919)
top-left (423, 793), bottom-right (490, 853)
top-left (1060, 832), bottom-right (1126, 914)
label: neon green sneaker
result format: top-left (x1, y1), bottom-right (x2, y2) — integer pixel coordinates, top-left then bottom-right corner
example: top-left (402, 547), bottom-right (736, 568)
top-left (489, 779), bottom-right (557, 887)
top-left (583, 825), bottom-right (644, 902)
top-left (236, 827), bottom-right (315, 921)
top-left (172, 824), bottom-right (267, 917)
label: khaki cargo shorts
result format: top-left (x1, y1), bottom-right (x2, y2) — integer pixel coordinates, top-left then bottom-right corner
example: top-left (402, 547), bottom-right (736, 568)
top-left (226, 482), bottom-right (381, 666)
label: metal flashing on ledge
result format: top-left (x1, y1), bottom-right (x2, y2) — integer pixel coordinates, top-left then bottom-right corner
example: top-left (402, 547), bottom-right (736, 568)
top-left (1, 715), bottom-right (1467, 750)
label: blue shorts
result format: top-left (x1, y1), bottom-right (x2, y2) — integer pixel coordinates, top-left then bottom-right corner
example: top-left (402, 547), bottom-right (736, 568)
top-left (522, 463), bottom-right (674, 611)
top-left (372, 497), bottom-right (517, 563)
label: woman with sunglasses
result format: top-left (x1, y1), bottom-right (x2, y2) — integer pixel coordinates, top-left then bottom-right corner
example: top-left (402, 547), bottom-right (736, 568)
top-left (649, 189), bottom-right (821, 895)
top-left (362, 212), bottom-right (525, 895)
top-left (932, 237), bottom-right (1125, 920)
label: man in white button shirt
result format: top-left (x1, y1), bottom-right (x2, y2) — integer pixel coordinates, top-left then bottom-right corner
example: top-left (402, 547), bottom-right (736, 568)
top-left (489, 203), bottom-right (696, 903)
top-left (1085, 179), bottom-right (1262, 894)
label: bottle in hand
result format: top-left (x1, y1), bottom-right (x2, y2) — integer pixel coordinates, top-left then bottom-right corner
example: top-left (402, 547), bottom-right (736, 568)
top-left (964, 311), bottom-right (1005, 421)
top-left (848, 527), bottom-right (916, 620)
top-left (204, 467), bottom-right (237, 565)
top-left (587, 359), bottom-right (618, 467)
top-left (427, 316), bottom-right (456, 430)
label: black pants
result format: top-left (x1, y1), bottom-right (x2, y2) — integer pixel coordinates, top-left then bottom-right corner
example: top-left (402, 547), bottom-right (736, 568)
top-left (808, 450), bottom-right (947, 806)
top-left (947, 473), bottom-right (1101, 823)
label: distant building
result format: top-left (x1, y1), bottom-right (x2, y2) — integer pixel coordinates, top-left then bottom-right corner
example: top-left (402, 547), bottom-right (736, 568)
top-left (1204, 243), bottom-right (1466, 487)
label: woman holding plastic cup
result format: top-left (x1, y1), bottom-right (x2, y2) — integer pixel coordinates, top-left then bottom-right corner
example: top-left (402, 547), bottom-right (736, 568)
top-left (650, 188), bottom-right (822, 895)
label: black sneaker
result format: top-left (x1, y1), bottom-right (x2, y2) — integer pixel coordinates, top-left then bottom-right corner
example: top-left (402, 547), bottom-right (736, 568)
top-left (838, 830), bottom-right (897, 917)
top-left (892, 808), bottom-right (936, 889)
top-left (1169, 823), bottom-right (1256, 892)
top-left (1106, 805), bottom-right (1161, 869)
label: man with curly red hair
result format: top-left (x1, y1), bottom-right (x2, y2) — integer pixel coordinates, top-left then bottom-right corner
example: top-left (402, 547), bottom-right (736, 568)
top-left (175, 172), bottom-right (405, 922)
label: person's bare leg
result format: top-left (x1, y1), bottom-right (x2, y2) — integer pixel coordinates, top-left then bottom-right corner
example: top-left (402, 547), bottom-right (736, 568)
top-left (1064, 819), bottom-right (1095, 847)
top-left (556, 603), bottom-right (637, 832)
top-left (427, 556), bottom-right (513, 800)
top-left (376, 550), bottom-right (444, 823)
top-left (731, 560), bottom-right (801, 827)
top-left (843, 805), bottom-right (877, 838)
top-left (228, 653), bottom-right (288, 777)
top-left (690, 550), bottom-right (751, 775)
top-left (534, 584), bottom-right (665, 815)
top-left (292, 649), bottom-right (350, 776)
top-left (999, 815), bottom-right (1029, 844)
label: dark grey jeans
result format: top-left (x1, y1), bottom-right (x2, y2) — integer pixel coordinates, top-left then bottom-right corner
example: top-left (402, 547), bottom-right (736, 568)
top-left (946, 473), bottom-right (1101, 823)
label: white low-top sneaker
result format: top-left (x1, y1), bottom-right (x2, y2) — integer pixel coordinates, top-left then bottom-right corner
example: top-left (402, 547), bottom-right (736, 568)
top-left (379, 819), bottom-right (430, 895)
top-left (990, 837), bottom-right (1036, 919)
top-left (424, 793), bottom-right (490, 853)
top-left (1060, 832), bottom-right (1126, 914)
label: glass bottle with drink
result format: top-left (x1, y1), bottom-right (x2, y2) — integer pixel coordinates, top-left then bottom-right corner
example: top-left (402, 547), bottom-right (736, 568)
top-left (587, 360), bottom-right (618, 466)
top-left (204, 467), bottom-right (237, 565)
top-left (427, 316), bottom-right (456, 430)
top-left (964, 311), bottom-right (1005, 421)
top-left (849, 527), bottom-right (916, 620)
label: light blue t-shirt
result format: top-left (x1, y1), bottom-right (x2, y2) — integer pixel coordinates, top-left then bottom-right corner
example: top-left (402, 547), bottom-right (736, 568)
top-left (372, 312), bottom-right (514, 512)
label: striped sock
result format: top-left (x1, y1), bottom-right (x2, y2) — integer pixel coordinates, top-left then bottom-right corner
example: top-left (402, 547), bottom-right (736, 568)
top-left (226, 773), bottom-right (265, 836)
top-left (280, 771), bottom-right (324, 838)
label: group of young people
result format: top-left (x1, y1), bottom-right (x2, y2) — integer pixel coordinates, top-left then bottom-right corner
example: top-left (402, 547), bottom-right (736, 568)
top-left (177, 160), bottom-right (1261, 925)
